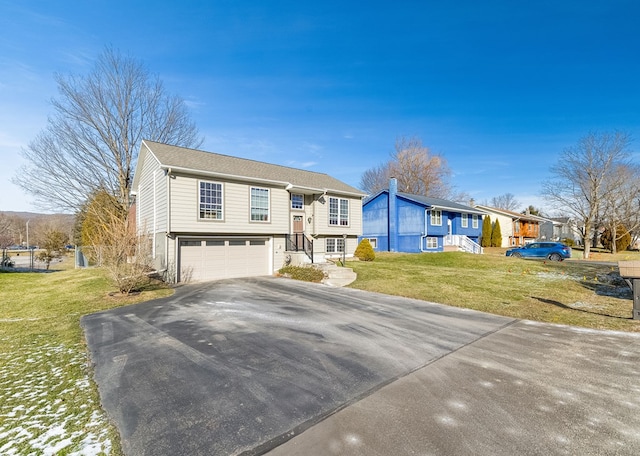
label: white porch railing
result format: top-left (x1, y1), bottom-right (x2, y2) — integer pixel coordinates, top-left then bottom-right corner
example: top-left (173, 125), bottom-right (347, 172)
top-left (444, 235), bottom-right (483, 254)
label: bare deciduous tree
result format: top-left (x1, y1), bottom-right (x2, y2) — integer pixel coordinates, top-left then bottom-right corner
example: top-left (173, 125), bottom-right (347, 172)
top-left (360, 136), bottom-right (454, 197)
top-left (360, 164), bottom-right (390, 196)
top-left (490, 193), bottom-right (521, 211)
top-left (0, 213), bottom-right (15, 249)
top-left (523, 205), bottom-right (543, 216)
top-left (15, 47), bottom-right (202, 212)
top-left (80, 190), bottom-right (154, 294)
top-left (600, 163), bottom-right (640, 253)
top-left (542, 131), bottom-right (633, 259)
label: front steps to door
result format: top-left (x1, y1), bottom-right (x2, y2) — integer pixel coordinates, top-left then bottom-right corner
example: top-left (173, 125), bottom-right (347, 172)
top-left (314, 262), bottom-right (357, 287)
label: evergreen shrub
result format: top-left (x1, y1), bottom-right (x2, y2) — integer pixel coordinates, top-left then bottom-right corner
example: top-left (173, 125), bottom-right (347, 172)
top-left (354, 239), bottom-right (375, 261)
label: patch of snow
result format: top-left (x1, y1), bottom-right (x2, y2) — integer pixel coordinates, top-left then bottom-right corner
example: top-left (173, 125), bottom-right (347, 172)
top-left (0, 341), bottom-right (113, 455)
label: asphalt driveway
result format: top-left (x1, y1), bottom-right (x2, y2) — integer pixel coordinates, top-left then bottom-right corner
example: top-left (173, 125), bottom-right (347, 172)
top-left (82, 277), bottom-right (640, 455)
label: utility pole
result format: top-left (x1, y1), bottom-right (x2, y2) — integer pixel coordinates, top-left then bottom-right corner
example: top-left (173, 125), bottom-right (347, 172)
top-left (26, 220), bottom-right (33, 270)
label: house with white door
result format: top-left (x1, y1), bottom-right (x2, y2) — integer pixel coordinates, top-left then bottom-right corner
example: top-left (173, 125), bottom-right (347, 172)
top-left (132, 141), bottom-right (365, 283)
top-left (362, 178), bottom-right (484, 254)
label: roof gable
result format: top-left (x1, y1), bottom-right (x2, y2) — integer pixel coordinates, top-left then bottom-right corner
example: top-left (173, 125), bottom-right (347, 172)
top-left (138, 140), bottom-right (365, 196)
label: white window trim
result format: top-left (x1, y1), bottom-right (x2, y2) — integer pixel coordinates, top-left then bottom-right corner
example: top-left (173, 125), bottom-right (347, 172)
top-left (250, 187), bottom-right (270, 222)
top-left (329, 197), bottom-right (350, 227)
top-left (368, 238), bottom-right (377, 249)
top-left (326, 237), bottom-right (345, 253)
top-left (430, 209), bottom-right (442, 226)
top-left (199, 180), bottom-right (224, 221)
top-left (426, 237), bottom-right (438, 249)
top-left (461, 213), bottom-right (469, 228)
top-left (472, 214), bottom-right (479, 229)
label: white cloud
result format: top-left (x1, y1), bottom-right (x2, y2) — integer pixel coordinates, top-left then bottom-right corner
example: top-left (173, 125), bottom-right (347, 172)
top-left (285, 160), bottom-right (318, 169)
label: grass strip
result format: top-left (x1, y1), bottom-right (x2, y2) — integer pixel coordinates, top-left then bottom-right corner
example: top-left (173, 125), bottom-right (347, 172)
top-left (0, 260), bottom-right (173, 455)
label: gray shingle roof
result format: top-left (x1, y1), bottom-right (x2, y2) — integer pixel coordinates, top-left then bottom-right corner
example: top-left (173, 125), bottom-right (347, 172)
top-left (141, 140), bottom-right (365, 196)
top-left (475, 205), bottom-right (548, 222)
top-left (397, 192), bottom-right (485, 214)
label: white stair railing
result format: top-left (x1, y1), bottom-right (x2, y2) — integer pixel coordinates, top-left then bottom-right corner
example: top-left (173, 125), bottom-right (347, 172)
top-left (444, 235), bottom-right (483, 254)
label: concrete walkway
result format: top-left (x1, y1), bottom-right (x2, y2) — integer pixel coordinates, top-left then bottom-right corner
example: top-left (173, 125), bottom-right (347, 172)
top-left (267, 320), bottom-right (640, 455)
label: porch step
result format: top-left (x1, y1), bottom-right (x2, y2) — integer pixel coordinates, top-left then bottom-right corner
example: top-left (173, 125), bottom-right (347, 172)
top-left (314, 263), bottom-right (357, 287)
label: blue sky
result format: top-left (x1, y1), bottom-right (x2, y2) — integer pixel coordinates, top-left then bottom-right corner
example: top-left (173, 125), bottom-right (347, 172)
top-left (1, 0), bottom-right (639, 213)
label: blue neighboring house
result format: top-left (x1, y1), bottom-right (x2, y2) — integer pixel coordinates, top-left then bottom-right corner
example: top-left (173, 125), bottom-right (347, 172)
top-left (362, 178), bottom-right (485, 254)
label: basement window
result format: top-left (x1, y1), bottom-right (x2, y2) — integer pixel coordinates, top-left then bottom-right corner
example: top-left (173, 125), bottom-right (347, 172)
top-left (326, 238), bottom-right (345, 253)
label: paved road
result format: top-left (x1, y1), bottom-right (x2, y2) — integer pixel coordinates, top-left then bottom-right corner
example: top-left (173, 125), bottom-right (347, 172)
top-left (82, 277), bottom-right (640, 455)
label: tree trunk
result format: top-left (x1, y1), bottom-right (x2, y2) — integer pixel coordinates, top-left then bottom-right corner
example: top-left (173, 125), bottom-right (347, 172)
top-left (582, 222), bottom-right (591, 259)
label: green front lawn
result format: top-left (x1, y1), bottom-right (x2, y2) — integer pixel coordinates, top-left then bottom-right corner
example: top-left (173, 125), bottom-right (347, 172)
top-left (348, 251), bottom-right (640, 332)
top-left (0, 259), bottom-right (173, 455)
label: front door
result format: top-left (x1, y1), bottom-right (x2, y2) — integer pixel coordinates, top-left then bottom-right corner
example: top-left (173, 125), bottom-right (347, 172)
top-left (293, 215), bottom-right (304, 248)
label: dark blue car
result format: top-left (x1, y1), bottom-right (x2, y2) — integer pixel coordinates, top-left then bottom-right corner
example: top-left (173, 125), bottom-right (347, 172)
top-left (505, 242), bottom-right (571, 261)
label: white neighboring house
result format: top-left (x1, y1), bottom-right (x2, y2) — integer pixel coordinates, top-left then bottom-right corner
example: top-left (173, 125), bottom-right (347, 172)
top-left (475, 205), bottom-right (546, 247)
top-left (132, 141), bottom-right (365, 283)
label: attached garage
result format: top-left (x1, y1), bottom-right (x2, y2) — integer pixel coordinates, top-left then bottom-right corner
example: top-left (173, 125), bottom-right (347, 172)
top-left (178, 237), bottom-right (271, 282)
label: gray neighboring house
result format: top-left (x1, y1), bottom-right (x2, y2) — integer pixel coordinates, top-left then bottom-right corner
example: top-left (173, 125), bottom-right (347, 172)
top-left (539, 216), bottom-right (581, 245)
top-left (132, 141), bottom-right (365, 283)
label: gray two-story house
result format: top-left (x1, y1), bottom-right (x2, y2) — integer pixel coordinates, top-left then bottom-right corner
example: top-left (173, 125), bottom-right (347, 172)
top-left (132, 141), bottom-right (365, 283)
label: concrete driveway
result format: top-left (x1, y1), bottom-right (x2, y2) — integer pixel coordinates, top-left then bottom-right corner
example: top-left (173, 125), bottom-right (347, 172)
top-left (82, 277), bottom-right (640, 455)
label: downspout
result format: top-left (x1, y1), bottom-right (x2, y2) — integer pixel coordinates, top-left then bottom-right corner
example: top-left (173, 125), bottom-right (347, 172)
top-left (152, 169), bottom-right (157, 259)
top-left (312, 193), bottom-right (317, 235)
top-left (166, 168), bottom-right (174, 282)
top-left (389, 178), bottom-right (398, 252)
top-left (420, 208), bottom-right (429, 252)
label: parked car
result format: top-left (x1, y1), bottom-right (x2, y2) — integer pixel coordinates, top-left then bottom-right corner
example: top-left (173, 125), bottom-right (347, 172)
top-left (505, 242), bottom-right (571, 261)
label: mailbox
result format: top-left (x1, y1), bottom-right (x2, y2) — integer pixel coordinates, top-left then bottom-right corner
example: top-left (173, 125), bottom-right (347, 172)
top-left (618, 261), bottom-right (640, 320)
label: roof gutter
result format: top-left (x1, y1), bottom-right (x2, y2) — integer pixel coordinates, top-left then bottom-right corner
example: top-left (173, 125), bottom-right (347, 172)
top-left (430, 205), bottom-right (486, 215)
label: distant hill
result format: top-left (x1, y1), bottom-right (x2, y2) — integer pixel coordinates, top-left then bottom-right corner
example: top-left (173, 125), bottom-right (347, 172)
top-left (1, 211), bottom-right (73, 218)
top-left (0, 211), bottom-right (56, 219)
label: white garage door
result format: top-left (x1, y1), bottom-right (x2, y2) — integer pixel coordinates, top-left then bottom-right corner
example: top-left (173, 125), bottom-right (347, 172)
top-left (179, 238), bottom-right (270, 282)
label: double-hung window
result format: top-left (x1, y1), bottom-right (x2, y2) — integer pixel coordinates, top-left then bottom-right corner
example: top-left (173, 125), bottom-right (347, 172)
top-left (250, 187), bottom-right (270, 221)
top-left (430, 209), bottom-right (442, 226)
top-left (472, 214), bottom-right (479, 229)
top-left (199, 181), bottom-right (223, 220)
top-left (329, 197), bottom-right (349, 226)
top-left (461, 213), bottom-right (469, 228)
top-left (326, 238), bottom-right (345, 253)
top-left (426, 237), bottom-right (438, 249)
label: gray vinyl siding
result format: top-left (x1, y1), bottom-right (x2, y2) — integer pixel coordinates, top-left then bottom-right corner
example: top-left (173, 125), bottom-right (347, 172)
top-left (272, 234), bottom-right (287, 270)
top-left (134, 148), bottom-right (168, 271)
top-left (311, 194), bottom-right (362, 238)
top-left (153, 232), bottom-right (166, 270)
top-left (169, 174), bottom-right (290, 234)
top-left (137, 153), bottom-right (167, 233)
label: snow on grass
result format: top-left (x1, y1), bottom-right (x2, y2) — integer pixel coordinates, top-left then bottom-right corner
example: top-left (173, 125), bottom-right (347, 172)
top-left (0, 340), bottom-right (113, 455)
